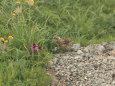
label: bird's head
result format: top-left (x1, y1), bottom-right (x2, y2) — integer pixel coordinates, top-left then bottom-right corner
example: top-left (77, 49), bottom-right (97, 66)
top-left (53, 36), bottom-right (61, 41)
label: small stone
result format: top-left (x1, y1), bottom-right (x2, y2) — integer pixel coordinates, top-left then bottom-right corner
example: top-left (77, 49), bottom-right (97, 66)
top-left (54, 54), bottom-right (61, 58)
top-left (112, 74), bottom-right (115, 80)
top-left (86, 44), bottom-right (105, 55)
top-left (103, 42), bottom-right (115, 50)
top-left (77, 50), bottom-right (83, 55)
top-left (109, 49), bottom-right (115, 56)
top-left (71, 44), bottom-right (81, 51)
top-left (101, 83), bottom-right (111, 86)
top-left (83, 48), bottom-right (89, 53)
top-left (52, 58), bottom-right (58, 64)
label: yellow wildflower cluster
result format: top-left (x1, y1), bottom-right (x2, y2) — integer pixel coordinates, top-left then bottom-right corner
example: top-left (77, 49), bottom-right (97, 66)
top-left (12, 0), bottom-right (35, 16)
top-left (12, 1), bottom-right (22, 16)
top-left (0, 36), bottom-right (14, 43)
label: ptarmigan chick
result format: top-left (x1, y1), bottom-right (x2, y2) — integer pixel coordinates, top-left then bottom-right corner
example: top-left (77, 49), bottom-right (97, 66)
top-left (53, 36), bottom-right (73, 51)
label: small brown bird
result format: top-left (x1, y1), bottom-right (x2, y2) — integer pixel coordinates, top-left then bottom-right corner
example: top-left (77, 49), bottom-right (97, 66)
top-left (53, 36), bottom-right (73, 51)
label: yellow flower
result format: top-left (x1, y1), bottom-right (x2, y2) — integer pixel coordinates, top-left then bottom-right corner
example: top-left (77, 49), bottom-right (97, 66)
top-left (4, 40), bottom-right (8, 43)
top-left (12, 13), bottom-right (16, 16)
top-left (0, 37), bottom-right (5, 41)
top-left (16, 1), bottom-right (20, 4)
top-left (8, 36), bottom-right (14, 40)
top-left (26, 0), bottom-right (34, 6)
top-left (31, 0), bottom-right (34, 4)
top-left (25, 0), bottom-right (28, 2)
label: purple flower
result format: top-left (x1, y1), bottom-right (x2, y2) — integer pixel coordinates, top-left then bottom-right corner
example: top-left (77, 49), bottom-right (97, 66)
top-left (30, 43), bottom-right (41, 54)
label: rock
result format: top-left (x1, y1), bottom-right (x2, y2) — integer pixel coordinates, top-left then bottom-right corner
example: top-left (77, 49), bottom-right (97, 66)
top-left (83, 48), bottom-right (89, 53)
top-left (86, 44), bottom-right (105, 55)
top-left (103, 42), bottom-right (115, 50)
top-left (71, 44), bottom-right (81, 51)
top-left (54, 54), bottom-right (61, 58)
top-left (76, 50), bottom-right (83, 55)
top-left (109, 49), bottom-right (115, 56)
top-left (52, 58), bottom-right (58, 64)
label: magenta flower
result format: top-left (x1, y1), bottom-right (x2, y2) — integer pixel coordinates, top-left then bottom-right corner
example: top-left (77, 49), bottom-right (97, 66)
top-left (30, 43), bottom-right (41, 54)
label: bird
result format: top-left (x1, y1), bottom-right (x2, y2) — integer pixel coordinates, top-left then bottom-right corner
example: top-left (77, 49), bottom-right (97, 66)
top-left (53, 36), bottom-right (73, 51)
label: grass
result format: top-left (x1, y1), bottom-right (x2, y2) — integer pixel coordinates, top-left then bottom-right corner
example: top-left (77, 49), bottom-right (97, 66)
top-left (0, 0), bottom-right (115, 86)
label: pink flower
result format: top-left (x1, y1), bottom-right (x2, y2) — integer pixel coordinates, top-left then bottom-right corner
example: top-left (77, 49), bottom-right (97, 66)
top-left (30, 43), bottom-right (41, 54)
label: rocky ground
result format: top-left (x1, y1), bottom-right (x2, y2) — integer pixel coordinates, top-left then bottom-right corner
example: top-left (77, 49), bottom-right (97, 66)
top-left (48, 42), bottom-right (115, 86)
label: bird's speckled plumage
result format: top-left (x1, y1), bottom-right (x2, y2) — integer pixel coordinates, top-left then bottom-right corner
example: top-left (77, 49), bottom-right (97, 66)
top-left (53, 36), bottom-right (73, 51)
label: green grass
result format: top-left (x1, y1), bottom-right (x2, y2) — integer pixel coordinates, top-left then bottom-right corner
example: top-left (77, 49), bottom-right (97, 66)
top-left (0, 0), bottom-right (115, 86)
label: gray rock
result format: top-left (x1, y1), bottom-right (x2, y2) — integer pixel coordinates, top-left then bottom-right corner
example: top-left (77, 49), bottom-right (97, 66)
top-left (77, 50), bottom-right (83, 55)
top-left (102, 42), bottom-right (115, 50)
top-left (71, 44), bottom-right (81, 51)
top-left (86, 44), bottom-right (105, 55)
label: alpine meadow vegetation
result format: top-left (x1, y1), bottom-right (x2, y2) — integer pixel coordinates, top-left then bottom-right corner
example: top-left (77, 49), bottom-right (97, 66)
top-left (0, 0), bottom-right (115, 86)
